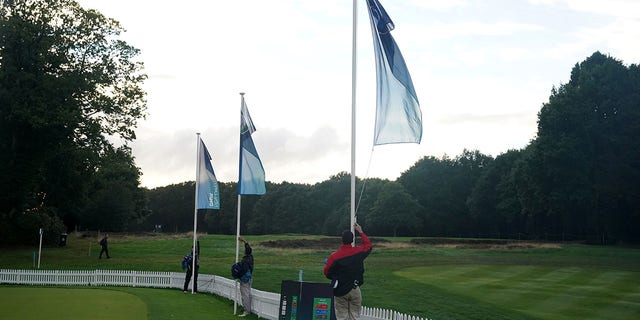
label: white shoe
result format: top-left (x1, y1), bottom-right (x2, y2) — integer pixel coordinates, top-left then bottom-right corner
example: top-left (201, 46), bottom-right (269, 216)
top-left (238, 313), bottom-right (249, 317)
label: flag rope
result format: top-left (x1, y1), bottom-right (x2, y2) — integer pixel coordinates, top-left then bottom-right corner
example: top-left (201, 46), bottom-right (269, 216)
top-left (354, 146), bottom-right (376, 220)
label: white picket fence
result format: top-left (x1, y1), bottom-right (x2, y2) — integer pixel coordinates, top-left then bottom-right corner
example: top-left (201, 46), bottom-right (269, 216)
top-left (362, 306), bottom-right (431, 320)
top-left (0, 269), bottom-right (429, 320)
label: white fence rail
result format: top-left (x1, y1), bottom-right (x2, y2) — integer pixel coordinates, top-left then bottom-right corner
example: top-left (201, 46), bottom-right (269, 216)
top-left (362, 306), bottom-right (431, 320)
top-left (0, 269), bottom-right (429, 320)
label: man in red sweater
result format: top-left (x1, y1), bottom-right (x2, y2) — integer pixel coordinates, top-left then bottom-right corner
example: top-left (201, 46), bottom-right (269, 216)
top-left (324, 223), bottom-right (372, 320)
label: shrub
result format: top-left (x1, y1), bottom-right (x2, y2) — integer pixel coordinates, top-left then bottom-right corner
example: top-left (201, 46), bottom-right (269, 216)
top-left (0, 209), bottom-right (66, 246)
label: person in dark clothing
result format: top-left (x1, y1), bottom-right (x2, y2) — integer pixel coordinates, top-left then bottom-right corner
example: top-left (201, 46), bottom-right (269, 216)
top-left (324, 223), bottom-right (372, 320)
top-left (99, 234), bottom-right (110, 259)
top-left (238, 236), bottom-right (254, 317)
top-left (182, 246), bottom-right (199, 293)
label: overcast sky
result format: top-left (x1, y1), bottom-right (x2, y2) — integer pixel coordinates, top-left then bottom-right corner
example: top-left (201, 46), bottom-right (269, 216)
top-left (75, 0), bottom-right (640, 189)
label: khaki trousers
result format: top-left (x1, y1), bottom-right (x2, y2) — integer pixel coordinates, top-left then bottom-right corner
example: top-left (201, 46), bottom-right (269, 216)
top-left (334, 286), bottom-right (362, 320)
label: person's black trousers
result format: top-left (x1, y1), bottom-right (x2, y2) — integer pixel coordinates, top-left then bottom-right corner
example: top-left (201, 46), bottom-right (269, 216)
top-left (183, 266), bottom-right (199, 292)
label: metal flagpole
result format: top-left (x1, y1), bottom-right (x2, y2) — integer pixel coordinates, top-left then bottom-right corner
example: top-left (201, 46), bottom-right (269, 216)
top-left (235, 195), bottom-right (241, 263)
top-left (234, 194), bottom-right (241, 314)
top-left (37, 228), bottom-right (43, 268)
top-left (236, 92), bottom-right (246, 267)
top-left (191, 133), bottom-right (201, 294)
top-left (350, 0), bottom-right (358, 243)
top-left (234, 92), bottom-right (245, 314)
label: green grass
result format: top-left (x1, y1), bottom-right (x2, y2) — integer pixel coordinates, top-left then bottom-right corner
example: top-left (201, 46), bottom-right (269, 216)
top-left (0, 286), bottom-right (256, 320)
top-left (1, 233), bottom-right (639, 320)
top-left (0, 287), bottom-right (146, 319)
top-left (396, 265), bottom-right (639, 320)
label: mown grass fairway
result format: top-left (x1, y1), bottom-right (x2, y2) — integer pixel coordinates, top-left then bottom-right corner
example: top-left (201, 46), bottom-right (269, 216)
top-left (396, 265), bottom-right (639, 320)
top-left (1, 233), bottom-right (639, 320)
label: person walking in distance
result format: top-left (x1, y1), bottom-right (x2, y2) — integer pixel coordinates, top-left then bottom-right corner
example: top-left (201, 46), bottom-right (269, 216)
top-left (99, 234), bottom-right (110, 259)
top-left (324, 223), bottom-right (372, 320)
top-left (238, 236), bottom-right (254, 317)
top-left (182, 246), bottom-right (199, 293)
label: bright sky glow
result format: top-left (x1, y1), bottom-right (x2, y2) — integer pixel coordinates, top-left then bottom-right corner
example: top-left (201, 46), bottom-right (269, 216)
top-left (76, 0), bottom-right (640, 188)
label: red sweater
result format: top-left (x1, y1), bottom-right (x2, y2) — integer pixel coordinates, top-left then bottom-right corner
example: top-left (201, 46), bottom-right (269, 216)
top-left (323, 232), bottom-right (372, 296)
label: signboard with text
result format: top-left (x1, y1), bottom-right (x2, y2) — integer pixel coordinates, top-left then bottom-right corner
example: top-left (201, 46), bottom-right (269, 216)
top-left (278, 281), bottom-right (336, 320)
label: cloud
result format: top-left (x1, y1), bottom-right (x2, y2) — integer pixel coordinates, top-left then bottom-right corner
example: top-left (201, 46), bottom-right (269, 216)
top-left (132, 125), bottom-right (351, 188)
top-left (406, 0), bottom-right (470, 11)
top-left (562, 0), bottom-right (640, 19)
top-left (431, 21), bottom-right (544, 38)
top-left (439, 112), bottom-right (537, 126)
top-left (76, 0), bottom-right (638, 189)
top-left (576, 19), bottom-right (640, 64)
top-left (527, 0), bottom-right (640, 62)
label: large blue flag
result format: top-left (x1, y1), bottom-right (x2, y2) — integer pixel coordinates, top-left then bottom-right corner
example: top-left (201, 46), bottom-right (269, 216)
top-left (366, 0), bottom-right (422, 145)
top-left (238, 96), bottom-right (266, 195)
top-left (197, 138), bottom-right (220, 209)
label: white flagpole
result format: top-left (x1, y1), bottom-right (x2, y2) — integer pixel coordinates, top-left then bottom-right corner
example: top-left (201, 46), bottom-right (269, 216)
top-left (234, 92), bottom-right (245, 314)
top-left (234, 194), bottom-right (241, 314)
top-left (191, 133), bottom-right (201, 294)
top-left (37, 228), bottom-right (43, 268)
top-left (236, 93), bottom-right (245, 264)
top-left (235, 195), bottom-right (241, 263)
top-left (350, 0), bottom-right (358, 241)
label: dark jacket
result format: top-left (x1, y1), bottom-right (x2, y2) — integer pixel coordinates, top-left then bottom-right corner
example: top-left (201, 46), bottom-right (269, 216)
top-left (323, 232), bottom-right (372, 296)
top-left (182, 253), bottom-right (199, 270)
top-left (239, 242), bottom-right (254, 283)
top-left (241, 242), bottom-right (254, 274)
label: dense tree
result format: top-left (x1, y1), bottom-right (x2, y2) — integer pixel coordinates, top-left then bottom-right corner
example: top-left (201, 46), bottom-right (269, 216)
top-left (467, 149), bottom-right (524, 238)
top-left (82, 146), bottom-right (147, 231)
top-left (352, 177), bottom-right (389, 231)
top-left (0, 0), bottom-right (147, 243)
top-left (368, 181), bottom-right (422, 236)
top-left (313, 172), bottom-right (352, 236)
top-left (247, 182), bottom-right (311, 234)
top-left (492, 151), bottom-right (527, 237)
top-left (144, 182), bottom-right (193, 233)
top-left (527, 52), bottom-right (640, 242)
top-left (397, 155), bottom-right (451, 235)
top-left (398, 150), bottom-right (492, 236)
top-left (449, 150), bottom-right (494, 235)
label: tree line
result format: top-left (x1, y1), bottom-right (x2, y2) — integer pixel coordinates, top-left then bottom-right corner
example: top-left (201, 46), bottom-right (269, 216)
top-left (144, 52), bottom-right (640, 244)
top-left (2, 1), bottom-right (638, 245)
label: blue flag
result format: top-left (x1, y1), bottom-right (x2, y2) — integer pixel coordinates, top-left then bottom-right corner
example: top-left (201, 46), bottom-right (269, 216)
top-left (197, 138), bottom-right (220, 209)
top-left (366, 0), bottom-right (422, 145)
top-left (238, 96), bottom-right (266, 195)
